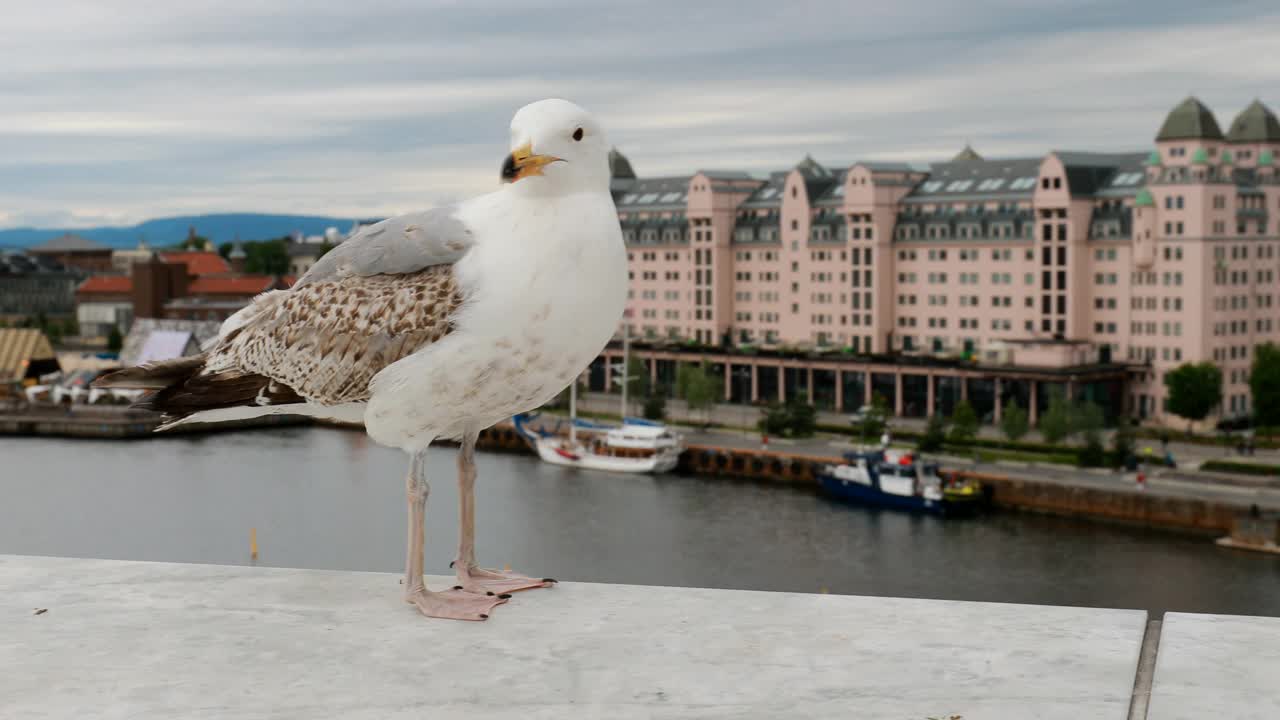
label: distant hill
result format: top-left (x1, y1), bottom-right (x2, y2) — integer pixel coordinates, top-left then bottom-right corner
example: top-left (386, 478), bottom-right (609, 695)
top-left (0, 213), bottom-right (374, 250)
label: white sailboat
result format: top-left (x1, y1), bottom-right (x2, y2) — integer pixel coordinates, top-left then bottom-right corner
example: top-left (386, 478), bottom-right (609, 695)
top-left (523, 323), bottom-right (684, 473)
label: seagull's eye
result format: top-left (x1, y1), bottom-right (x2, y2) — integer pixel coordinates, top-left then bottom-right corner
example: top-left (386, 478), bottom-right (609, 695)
top-left (573, 127), bottom-right (584, 142)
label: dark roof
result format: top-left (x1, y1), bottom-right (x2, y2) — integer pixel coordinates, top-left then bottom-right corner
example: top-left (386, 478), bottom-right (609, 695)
top-left (1058, 151), bottom-right (1148, 197)
top-left (952, 144), bottom-right (983, 162)
top-left (739, 172), bottom-right (788, 209)
top-left (1156, 97), bottom-right (1224, 141)
top-left (1227, 100), bottom-right (1280, 143)
top-left (858, 161), bottom-right (917, 172)
top-left (812, 168), bottom-right (849, 205)
top-left (609, 148), bottom-right (636, 179)
top-left (27, 233), bottom-right (109, 253)
top-left (615, 176), bottom-right (692, 211)
top-left (698, 170), bottom-right (754, 180)
top-left (904, 157), bottom-right (1043, 203)
top-left (0, 252), bottom-right (70, 274)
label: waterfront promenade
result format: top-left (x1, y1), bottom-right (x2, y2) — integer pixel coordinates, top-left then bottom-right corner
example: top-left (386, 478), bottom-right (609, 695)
top-left (3, 554), bottom-right (1276, 719)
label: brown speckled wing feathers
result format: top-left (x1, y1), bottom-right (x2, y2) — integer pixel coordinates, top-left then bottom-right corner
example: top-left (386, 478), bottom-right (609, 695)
top-left (208, 266), bottom-right (463, 404)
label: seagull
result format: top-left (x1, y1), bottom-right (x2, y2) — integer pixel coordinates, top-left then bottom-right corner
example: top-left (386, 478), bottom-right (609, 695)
top-left (95, 99), bottom-right (628, 621)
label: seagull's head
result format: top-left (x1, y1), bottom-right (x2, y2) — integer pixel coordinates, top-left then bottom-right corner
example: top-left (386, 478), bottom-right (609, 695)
top-left (502, 99), bottom-right (609, 194)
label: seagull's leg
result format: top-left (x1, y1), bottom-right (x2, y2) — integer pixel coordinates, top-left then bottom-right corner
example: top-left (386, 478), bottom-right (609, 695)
top-left (402, 448), bottom-right (508, 621)
top-left (454, 430), bottom-right (556, 594)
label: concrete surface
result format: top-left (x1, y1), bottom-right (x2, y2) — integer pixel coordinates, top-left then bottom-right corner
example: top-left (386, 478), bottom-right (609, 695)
top-left (1, 554), bottom-right (1148, 719)
top-left (1147, 612), bottom-right (1280, 720)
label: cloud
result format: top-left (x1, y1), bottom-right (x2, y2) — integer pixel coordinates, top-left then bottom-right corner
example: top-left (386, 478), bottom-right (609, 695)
top-left (1, 0), bottom-right (1278, 228)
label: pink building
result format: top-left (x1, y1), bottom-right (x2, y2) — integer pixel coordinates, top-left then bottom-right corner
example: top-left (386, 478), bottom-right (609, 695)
top-left (606, 98), bottom-right (1280, 425)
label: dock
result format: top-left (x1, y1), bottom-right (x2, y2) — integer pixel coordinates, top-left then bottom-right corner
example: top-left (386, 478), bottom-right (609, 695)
top-left (0, 403), bottom-right (308, 438)
top-left (2, 554), bottom-right (1276, 719)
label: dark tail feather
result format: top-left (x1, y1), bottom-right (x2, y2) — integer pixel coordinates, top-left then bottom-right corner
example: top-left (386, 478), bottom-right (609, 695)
top-left (93, 355), bottom-right (207, 390)
top-left (94, 354), bottom-right (303, 426)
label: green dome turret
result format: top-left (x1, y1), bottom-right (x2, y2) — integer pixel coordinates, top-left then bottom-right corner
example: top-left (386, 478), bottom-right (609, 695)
top-left (1227, 100), bottom-right (1280, 143)
top-left (1146, 150), bottom-right (1162, 166)
top-left (1192, 147), bottom-right (1210, 164)
top-left (1221, 149), bottom-right (1234, 164)
top-left (1260, 149), bottom-right (1275, 166)
top-left (1134, 189), bottom-right (1155, 207)
top-left (1157, 97), bottom-right (1224, 141)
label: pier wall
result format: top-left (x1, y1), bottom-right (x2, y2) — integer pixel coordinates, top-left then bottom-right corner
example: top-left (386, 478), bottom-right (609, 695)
top-left (963, 471), bottom-right (1239, 534)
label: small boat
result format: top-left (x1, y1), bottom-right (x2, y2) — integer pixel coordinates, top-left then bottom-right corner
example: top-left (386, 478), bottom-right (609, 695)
top-left (817, 449), bottom-right (982, 515)
top-left (513, 373), bottom-right (684, 474)
top-left (531, 422), bottom-right (684, 473)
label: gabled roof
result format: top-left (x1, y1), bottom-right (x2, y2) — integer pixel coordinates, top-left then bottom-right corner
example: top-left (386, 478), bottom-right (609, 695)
top-left (119, 318), bottom-right (222, 366)
top-left (952, 144), bottom-right (983, 162)
top-left (78, 275), bottom-right (133, 294)
top-left (0, 328), bottom-right (57, 381)
top-left (739, 171), bottom-right (788, 209)
top-left (1227, 100), bottom-right (1280, 143)
top-left (1156, 97), bottom-right (1224, 141)
top-left (187, 275), bottom-right (277, 295)
top-left (158, 251), bottom-right (231, 276)
top-left (28, 233), bottom-right (109, 253)
top-left (136, 330), bottom-right (198, 365)
top-left (608, 148), bottom-right (636, 180)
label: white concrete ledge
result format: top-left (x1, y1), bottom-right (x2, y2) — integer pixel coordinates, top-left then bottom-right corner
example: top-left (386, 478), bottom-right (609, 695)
top-left (1148, 612), bottom-right (1280, 720)
top-left (1, 555), bottom-right (1151, 719)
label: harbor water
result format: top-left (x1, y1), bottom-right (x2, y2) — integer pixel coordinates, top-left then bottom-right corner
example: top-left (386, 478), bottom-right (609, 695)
top-left (1, 426), bottom-right (1277, 616)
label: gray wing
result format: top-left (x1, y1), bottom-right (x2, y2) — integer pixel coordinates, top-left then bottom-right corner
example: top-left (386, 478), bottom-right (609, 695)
top-left (294, 206), bottom-right (473, 288)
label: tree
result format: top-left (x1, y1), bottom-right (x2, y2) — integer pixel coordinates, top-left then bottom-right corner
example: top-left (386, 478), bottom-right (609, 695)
top-left (918, 413), bottom-right (947, 452)
top-left (948, 400), bottom-right (979, 445)
top-left (1250, 343), bottom-right (1280, 428)
top-left (1112, 415), bottom-right (1136, 467)
top-left (1164, 362), bottom-right (1223, 431)
top-left (1000, 400), bottom-right (1029, 442)
top-left (62, 317), bottom-right (78, 338)
top-left (1079, 432), bottom-right (1107, 467)
top-left (642, 391), bottom-right (666, 421)
top-left (107, 327), bottom-right (124, 353)
top-left (245, 239), bottom-right (290, 275)
top-left (678, 363), bottom-right (717, 426)
top-left (680, 363), bottom-right (721, 420)
top-left (785, 398), bottom-right (817, 438)
top-left (624, 356), bottom-right (650, 401)
top-left (1039, 390), bottom-right (1074, 445)
top-left (759, 402), bottom-right (790, 436)
top-left (854, 392), bottom-right (890, 444)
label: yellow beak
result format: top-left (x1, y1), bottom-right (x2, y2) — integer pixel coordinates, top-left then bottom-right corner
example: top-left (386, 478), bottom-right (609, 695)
top-left (501, 141), bottom-right (562, 183)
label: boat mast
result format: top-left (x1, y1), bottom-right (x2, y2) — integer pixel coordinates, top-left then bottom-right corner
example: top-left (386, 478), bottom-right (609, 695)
top-left (569, 376), bottom-right (578, 446)
top-left (620, 321), bottom-right (630, 422)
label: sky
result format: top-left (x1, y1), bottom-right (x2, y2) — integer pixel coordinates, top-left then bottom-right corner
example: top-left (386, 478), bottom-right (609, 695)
top-left (2, 0), bottom-right (1279, 229)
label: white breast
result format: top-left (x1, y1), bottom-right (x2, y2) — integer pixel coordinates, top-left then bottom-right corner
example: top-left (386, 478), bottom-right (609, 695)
top-left (364, 189), bottom-right (626, 451)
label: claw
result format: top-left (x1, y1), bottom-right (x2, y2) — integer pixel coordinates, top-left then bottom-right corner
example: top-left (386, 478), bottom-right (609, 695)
top-left (498, 593), bottom-right (512, 599)
top-left (479, 613), bottom-right (489, 619)
top-left (543, 578), bottom-right (558, 583)
top-left (453, 585), bottom-right (463, 590)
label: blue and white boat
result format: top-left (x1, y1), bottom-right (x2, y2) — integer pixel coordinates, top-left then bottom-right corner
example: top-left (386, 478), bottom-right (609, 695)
top-left (817, 449), bottom-right (982, 515)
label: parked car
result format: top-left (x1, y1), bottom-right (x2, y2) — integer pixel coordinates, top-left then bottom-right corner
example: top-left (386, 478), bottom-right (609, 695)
top-left (849, 405), bottom-right (874, 423)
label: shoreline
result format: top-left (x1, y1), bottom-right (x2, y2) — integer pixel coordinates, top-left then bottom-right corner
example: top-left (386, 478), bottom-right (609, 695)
top-left (4, 405), bottom-right (1276, 542)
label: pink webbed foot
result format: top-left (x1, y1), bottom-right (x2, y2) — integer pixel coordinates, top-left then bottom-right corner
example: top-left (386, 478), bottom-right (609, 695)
top-left (405, 586), bottom-right (509, 621)
top-left (453, 562), bottom-right (557, 595)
